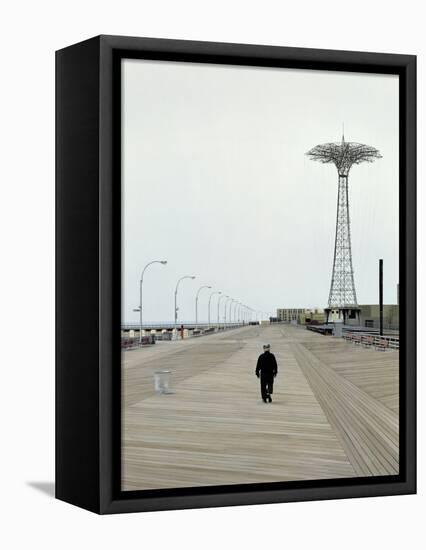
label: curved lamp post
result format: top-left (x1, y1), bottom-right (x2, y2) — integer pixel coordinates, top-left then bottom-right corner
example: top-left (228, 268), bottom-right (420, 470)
top-left (208, 291), bottom-right (221, 328)
top-left (234, 300), bottom-right (240, 325)
top-left (232, 300), bottom-right (239, 324)
top-left (241, 303), bottom-right (246, 324)
top-left (230, 300), bottom-right (236, 324)
top-left (236, 302), bottom-right (242, 325)
top-left (247, 307), bottom-right (254, 324)
top-left (138, 260), bottom-right (167, 343)
top-left (241, 304), bottom-right (249, 324)
top-left (224, 296), bottom-right (233, 328)
top-left (195, 285), bottom-right (212, 325)
top-left (217, 294), bottom-right (228, 329)
top-left (174, 275), bottom-right (195, 328)
top-left (229, 299), bottom-right (236, 326)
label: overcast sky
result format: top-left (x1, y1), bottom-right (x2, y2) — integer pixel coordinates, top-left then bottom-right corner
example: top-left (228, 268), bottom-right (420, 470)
top-left (122, 59), bottom-right (399, 324)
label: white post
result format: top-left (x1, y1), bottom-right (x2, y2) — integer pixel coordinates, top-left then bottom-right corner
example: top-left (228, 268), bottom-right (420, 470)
top-left (195, 285), bottom-right (212, 326)
top-left (208, 291), bottom-right (221, 328)
top-left (174, 275), bottom-right (196, 329)
top-left (217, 294), bottom-right (228, 329)
top-left (139, 260), bottom-right (167, 343)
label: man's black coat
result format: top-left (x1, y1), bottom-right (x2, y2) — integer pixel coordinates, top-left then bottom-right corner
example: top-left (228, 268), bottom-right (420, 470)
top-left (255, 351), bottom-right (278, 380)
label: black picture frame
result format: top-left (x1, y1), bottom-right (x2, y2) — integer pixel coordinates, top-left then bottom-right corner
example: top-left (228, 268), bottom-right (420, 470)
top-left (56, 35), bottom-right (416, 514)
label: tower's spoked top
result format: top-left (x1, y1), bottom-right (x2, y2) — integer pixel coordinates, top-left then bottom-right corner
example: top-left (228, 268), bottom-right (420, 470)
top-left (306, 134), bottom-right (382, 176)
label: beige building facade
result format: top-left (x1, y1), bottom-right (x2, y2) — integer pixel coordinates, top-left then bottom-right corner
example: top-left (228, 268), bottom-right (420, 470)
top-left (276, 308), bottom-right (325, 325)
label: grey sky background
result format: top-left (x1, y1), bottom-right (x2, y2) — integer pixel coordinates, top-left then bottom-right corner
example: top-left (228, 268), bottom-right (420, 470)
top-left (122, 59), bottom-right (399, 324)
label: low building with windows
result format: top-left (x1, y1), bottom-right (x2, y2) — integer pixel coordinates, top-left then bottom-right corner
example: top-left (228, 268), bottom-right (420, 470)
top-left (276, 308), bottom-right (325, 325)
top-left (299, 309), bottom-right (326, 325)
top-left (276, 308), bottom-right (305, 323)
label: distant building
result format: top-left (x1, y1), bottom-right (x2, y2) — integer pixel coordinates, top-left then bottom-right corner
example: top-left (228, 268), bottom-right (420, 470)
top-left (299, 309), bottom-right (326, 325)
top-left (359, 304), bottom-right (399, 330)
top-left (276, 308), bottom-right (305, 323)
top-left (276, 308), bottom-right (325, 325)
top-left (278, 305), bottom-right (399, 330)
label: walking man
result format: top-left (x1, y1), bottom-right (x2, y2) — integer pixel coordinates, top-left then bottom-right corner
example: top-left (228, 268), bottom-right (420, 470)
top-left (255, 344), bottom-right (278, 403)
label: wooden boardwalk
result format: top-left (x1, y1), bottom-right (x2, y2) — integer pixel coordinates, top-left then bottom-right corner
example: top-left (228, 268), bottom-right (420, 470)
top-left (122, 324), bottom-right (399, 490)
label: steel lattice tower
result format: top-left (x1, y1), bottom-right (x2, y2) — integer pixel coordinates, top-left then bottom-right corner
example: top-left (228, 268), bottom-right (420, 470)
top-left (307, 135), bottom-right (381, 319)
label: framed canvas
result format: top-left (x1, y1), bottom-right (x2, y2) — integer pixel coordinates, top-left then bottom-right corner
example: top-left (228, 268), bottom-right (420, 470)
top-left (56, 35), bottom-right (416, 514)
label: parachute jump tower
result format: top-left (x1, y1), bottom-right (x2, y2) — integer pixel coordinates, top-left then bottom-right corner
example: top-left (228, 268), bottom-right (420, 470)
top-left (307, 135), bottom-right (382, 324)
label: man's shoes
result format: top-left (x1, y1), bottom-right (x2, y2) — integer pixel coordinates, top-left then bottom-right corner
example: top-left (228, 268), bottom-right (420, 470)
top-left (268, 395), bottom-right (272, 403)
top-left (262, 398), bottom-right (267, 403)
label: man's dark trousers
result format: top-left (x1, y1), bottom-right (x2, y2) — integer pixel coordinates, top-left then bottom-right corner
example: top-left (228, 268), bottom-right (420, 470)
top-left (260, 375), bottom-right (274, 401)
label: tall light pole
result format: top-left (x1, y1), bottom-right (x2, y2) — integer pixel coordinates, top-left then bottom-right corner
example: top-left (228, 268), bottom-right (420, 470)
top-left (217, 294), bottom-right (228, 329)
top-left (174, 275), bottom-right (195, 329)
top-left (240, 304), bottom-right (246, 324)
top-left (249, 307), bottom-right (255, 323)
top-left (232, 300), bottom-right (238, 324)
top-left (224, 296), bottom-right (233, 328)
top-left (231, 299), bottom-right (238, 327)
top-left (236, 302), bottom-right (242, 324)
top-left (231, 299), bottom-right (238, 325)
top-left (195, 285), bottom-right (212, 325)
top-left (139, 260), bottom-right (167, 343)
top-left (208, 291), bottom-right (221, 328)
top-left (242, 304), bottom-right (250, 324)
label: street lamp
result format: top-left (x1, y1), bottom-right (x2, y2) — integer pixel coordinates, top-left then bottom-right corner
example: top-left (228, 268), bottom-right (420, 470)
top-left (229, 298), bottom-right (237, 328)
top-left (232, 300), bottom-right (239, 324)
top-left (139, 260), bottom-right (167, 343)
top-left (208, 291), bottom-right (221, 328)
top-left (228, 299), bottom-right (235, 327)
top-left (247, 307), bottom-right (253, 324)
top-left (241, 304), bottom-right (249, 324)
top-left (174, 275), bottom-right (196, 328)
top-left (195, 285), bottom-right (212, 325)
top-left (236, 302), bottom-right (241, 325)
top-left (240, 303), bottom-right (245, 324)
top-left (217, 294), bottom-right (228, 329)
top-left (224, 296), bottom-right (233, 328)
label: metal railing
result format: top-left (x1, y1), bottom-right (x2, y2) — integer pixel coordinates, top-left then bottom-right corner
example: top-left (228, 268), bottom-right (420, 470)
top-left (121, 322), bottom-right (245, 330)
top-left (121, 334), bottom-right (156, 349)
top-left (121, 322), bottom-right (246, 349)
top-left (343, 331), bottom-right (399, 351)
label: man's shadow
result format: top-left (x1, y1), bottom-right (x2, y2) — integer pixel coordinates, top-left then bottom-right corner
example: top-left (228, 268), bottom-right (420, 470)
top-left (27, 481), bottom-right (55, 498)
